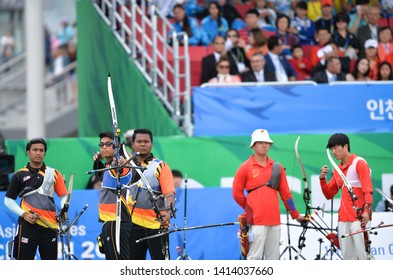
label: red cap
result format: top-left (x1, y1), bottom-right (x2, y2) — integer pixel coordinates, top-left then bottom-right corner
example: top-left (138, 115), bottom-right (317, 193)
top-left (321, 0), bottom-right (333, 6)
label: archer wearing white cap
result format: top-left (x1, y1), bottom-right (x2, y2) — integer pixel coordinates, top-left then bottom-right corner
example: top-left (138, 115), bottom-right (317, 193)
top-left (232, 129), bottom-right (305, 260)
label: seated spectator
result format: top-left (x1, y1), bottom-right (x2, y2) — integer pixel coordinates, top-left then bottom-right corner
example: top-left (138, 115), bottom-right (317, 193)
top-left (275, 14), bottom-right (299, 58)
top-left (363, 39), bottom-right (380, 80)
top-left (208, 56), bottom-right (242, 83)
top-left (264, 35), bottom-right (297, 81)
top-left (198, 0), bottom-right (246, 30)
top-left (315, 0), bottom-right (336, 35)
top-left (246, 27), bottom-right (268, 59)
top-left (311, 41), bottom-right (351, 75)
top-left (238, 9), bottom-right (262, 44)
top-left (225, 28), bottom-right (250, 73)
top-left (241, 52), bottom-right (275, 82)
top-left (312, 56), bottom-right (347, 83)
top-left (290, 1), bottom-right (316, 46)
top-left (377, 61), bottom-right (393, 80)
top-left (310, 27), bottom-right (333, 68)
top-left (346, 56), bottom-right (371, 81)
top-left (348, 0), bottom-right (369, 34)
top-left (307, 0), bottom-right (323, 22)
top-left (200, 35), bottom-right (239, 84)
top-left (217, 0), bottom-right (246, 30)
top-left (356, 5), bottom-right (381, 55)
top-left (169, 4), bottom-right (203, 46)
top-left (201, 1), bottom-right (229, 45)
top-left (332, 12), bottom-right (361, 60)
top-left (288, 44), bottom-right (312, 80)
top-left (255, 0), bottom-right (277, 31)
top-left (377, 26), bottom-right (393, 63)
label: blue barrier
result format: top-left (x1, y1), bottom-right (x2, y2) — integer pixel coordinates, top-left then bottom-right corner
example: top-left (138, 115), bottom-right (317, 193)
top-left (193, 83), bottom-right (393, 136)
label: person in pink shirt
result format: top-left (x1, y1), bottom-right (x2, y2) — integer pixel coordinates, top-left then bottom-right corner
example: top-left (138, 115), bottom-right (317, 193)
top-left (208, 56), bottom-right (242, 83)
top-left (232, 129), bottom-right (304, 260)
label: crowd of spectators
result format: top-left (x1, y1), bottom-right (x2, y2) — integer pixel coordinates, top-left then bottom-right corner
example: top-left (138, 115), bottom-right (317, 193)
top-left (163, 0), bottom-right (393, 84)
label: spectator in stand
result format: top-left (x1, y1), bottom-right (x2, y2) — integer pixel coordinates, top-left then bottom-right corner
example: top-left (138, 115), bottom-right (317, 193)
top-left (241, 52), bottom-right (276, 82)
top-left (255, 0), bottom-right (277, 32)
top-left (377, 61), bottom-right (393, 80)
top-left (312, 56), bottom-right (347, 83)
top-left (200, 35), bottom-right (239, 84)
top-left (356, 5), bottom-right (381, 55)
top-left (288, 44), bottom-right (312, 80)
top-left (363, 39), bottom-right (380, 80)
top-left (183, 0), bottom-right (204, 18)
top-left (346, 56), bottom-right (371, 81)
top-left (332, 12), bottom-right (361, 60)
top-left (225, 28), bottom-right (250, 73)
top-left (0, 31), bottom-right (16, 62)
top-left (315, 0), bottom-right (336, 35)
top-left (377, 26), bottom-right (393, 63)
top-left (208, 56), bottom-right (242, 83)
top-left (246, 27), bottom-right (268, 59)
top-left (56, 17), bottom-right (75, 46)
top-left (238, 9), bottom-right (274, 45)
top-left (217, 0), bottom-right (246, 30)
top-left (310, 27), bottom-right (333, 68)
top-left (307, 0), bottom-right (323, 22)
top-left (198, 0), bottom-right (246, 30)
top-left (311, 41), bottom-right (351, 75)
top-left (201, 1), bottom-right (229, 45)
top-left (290, 1), bottom-right (316, 46)
top-left (170, 3), bottom-right (203, 46)
top-left (267, 0), bottom-right (297, 19)
top-left (380, 0), bottom-right (393, 18)
top-left (264, 35), bottom-right (297, 81)
top-left (275, 14), bottom-right (299, 58)
top-left (348, 0), bottom-right (369, 34)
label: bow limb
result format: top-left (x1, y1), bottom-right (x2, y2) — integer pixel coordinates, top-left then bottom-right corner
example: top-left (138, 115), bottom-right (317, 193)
top-left (107, 74), bottom-right (121, 255)
top-left (294, 136), bottom-right (311, 257)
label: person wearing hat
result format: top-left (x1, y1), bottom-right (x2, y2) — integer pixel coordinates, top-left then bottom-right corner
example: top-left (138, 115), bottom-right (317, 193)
top-left (363, 38), bottom-right (380, 80)
top-left (315, 0), bottom-right (336, 35)
top-left (320, 133), bottom-right (373, 260)
top-left (94, 131), bottom-right (133, 260)
top-left (232, 129), bottom-right (305, 260)
top-left (4, 138), bottom-right (68, 259)
top-left (375, 185), bottom-right (393, 212)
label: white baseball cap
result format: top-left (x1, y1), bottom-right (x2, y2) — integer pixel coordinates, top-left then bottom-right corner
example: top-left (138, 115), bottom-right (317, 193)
top-left (250, 129), bottom-right (273, 148)
top-left (364, 39), bottom-right (378, 49)
top-left (123, 129), bottom-right (134, 139)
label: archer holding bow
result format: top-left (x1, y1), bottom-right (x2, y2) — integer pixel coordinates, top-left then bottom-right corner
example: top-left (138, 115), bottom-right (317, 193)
top-left (126, 128), bottom-right (176, 260)
top-left (320, 133), bottom-right (373, 260)
top-left (232, 129), bottom-right (305, 260)
top-left (94, 131), bottom-right (133, 260)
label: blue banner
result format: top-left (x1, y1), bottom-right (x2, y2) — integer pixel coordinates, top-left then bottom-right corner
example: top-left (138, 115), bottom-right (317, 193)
top-left (192, 84), bottom-right (393, 136)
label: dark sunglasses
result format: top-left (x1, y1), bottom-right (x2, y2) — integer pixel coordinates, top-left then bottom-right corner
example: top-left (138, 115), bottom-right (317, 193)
top-left (99, 142), bottom-right (114, 148)
top-left (218, 65), bottom-right (230, 69)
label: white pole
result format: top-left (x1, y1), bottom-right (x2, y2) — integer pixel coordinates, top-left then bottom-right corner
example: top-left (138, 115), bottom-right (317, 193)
top-left (25, 0), bottom-right (45, 138)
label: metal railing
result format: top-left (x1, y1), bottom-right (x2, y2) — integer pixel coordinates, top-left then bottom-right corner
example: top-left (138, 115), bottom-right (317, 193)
top-left (94, 0), bottom-right (193, 136)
